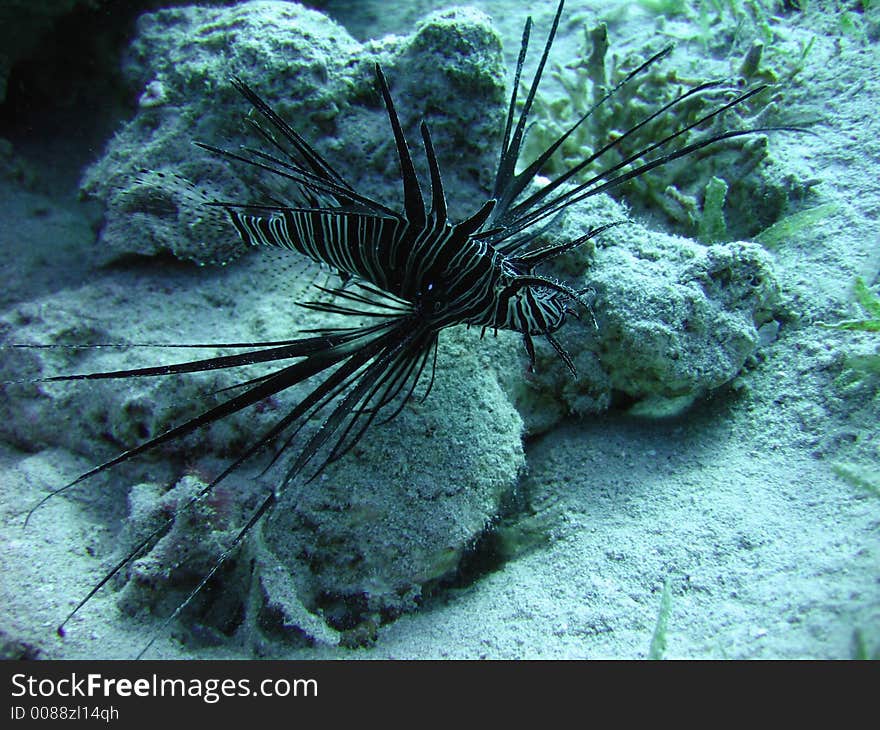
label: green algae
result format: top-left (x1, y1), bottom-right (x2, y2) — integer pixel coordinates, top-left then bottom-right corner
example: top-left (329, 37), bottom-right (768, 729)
top-left (754, 202), bottom-right (838, 249)
top-left (518, 14), bottom-right (803, 242)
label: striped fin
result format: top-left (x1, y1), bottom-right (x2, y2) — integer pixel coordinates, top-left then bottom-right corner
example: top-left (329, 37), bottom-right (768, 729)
top-left (491, 0), bottom-right (564, 209)
top-left (51, 312), bottom-right (430, 638)
top-left (230, 76), bottom-right (354, 195)
top-left (491, 45), bottom-right (675, 228)
top-left (375, 64), bottom-right (426, 228)
top-left (195, 140), bottom-right (398, 218)
top-left (420, 121), bottom-right (447, 224)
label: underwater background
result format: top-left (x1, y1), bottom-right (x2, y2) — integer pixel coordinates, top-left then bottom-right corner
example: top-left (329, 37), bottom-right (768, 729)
top-left (0, 0), bottom-right (878, 659)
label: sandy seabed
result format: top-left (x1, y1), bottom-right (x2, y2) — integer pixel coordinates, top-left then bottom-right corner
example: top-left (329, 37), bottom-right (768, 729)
top-left (1, 1), bottom-right (878, 659)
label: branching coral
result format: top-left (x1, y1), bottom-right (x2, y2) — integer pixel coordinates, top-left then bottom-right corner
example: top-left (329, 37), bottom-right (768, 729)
top-left (518, 16), bottom-right (806, 242)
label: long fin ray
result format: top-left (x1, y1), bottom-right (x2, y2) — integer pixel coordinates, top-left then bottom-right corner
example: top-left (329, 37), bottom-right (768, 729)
top-left (492, 46), bottom-right (677, 223)
top-left (230, 77), bottom-right (352, 192)
top-left (493, 0), bottom-right (565, 204)
top-left (375, 65), bottom-right (426, 227)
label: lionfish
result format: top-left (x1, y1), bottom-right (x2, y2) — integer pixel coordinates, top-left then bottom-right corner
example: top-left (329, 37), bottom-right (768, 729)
top-left (15, 0), bottom-right (786, 652)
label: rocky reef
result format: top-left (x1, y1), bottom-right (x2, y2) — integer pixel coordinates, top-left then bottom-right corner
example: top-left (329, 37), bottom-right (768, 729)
top-left (1, 0), bottom-right (798, 649)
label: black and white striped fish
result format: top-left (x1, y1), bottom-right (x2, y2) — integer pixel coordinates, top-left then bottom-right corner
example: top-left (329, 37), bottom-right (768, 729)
top-left (14, 0), bottom-right (793, 652)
